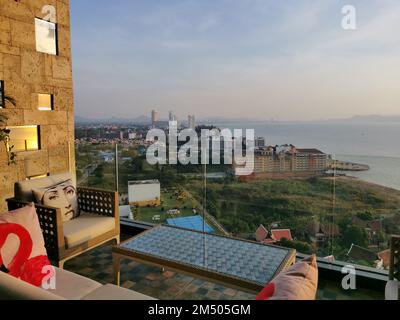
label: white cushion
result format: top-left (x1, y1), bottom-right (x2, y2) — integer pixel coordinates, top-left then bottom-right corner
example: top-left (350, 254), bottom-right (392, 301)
top-left (63, 213), bottom-right (115, 249)
top-left (82, 284), bottom-right (156, 300)
top-left (0, 271), bottom-right (64, 300)
top-left (46, 267), bottom-right (102, 300)
top-left (14, 173), bottom-right (76, 202)
top-left (0, 204), bottom-right (47, 269)
top-left (32, 179), bottom-right (79, 223)
top-left (386, 280), bottom-right (399, 300)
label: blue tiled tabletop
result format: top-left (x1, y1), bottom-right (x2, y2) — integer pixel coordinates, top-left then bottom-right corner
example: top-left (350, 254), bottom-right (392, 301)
top-left (120, 226), bottom-right (294, 286)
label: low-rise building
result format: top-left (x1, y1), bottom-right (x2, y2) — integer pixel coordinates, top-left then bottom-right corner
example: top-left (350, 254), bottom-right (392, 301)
top-left (128, 180), bottom-right (161, 207)
top-left (99, 151), bottom-right (114, 163)
top-left (271, 229), bottom-right (293, 242)
top-left (235, 144), bottom-right (329, 179)
top-left (347, 244), bottom-right (381, 268)
top-left (254, 226), bottom-right (293, 244)
top-left (307, 220), bottom-right (340, 243)
top-left (255, 225), bottom-right (269, 242)
top-left (352, 216), bottom-right (383, 245)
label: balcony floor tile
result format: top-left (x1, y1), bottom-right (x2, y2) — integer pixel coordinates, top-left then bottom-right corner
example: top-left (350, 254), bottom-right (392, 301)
top-left (64, 238), bottom-right (384, 300)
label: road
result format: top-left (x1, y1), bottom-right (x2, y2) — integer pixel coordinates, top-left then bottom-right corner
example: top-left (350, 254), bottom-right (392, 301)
top-left (77, 162), bottom-right (99, 185)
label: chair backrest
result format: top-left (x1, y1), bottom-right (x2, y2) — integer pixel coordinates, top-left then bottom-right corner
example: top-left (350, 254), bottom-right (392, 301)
top-left (14, 173), bottom-right (76, 203)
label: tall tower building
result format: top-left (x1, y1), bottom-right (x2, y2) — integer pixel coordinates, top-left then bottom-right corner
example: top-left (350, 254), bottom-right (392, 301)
top-left (168, 111), bottom-right (176, 122)
top-left (0, 1), bottom-right (75, 211)
top-left (151, 110), bottom-right (158, 127)
top-left (188, 115), bottom-right (196, 129)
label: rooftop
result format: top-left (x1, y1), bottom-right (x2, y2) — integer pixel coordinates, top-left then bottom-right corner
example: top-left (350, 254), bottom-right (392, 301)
top-left (296, 148), bottom-right (326, 154)
top-left (347, 244), bottom-right (379, 262)
top-left (128, 180), bottom-right (160, 185)
top-left (271, 229), bottom-right (293, 242)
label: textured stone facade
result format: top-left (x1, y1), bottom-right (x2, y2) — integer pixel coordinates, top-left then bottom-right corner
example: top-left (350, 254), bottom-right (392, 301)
top-left (0, 0), bottom-right (74, 211)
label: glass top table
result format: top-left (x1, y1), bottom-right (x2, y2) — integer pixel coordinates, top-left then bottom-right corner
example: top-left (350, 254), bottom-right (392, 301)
top-left (112, 225), bottom-right (296, 293)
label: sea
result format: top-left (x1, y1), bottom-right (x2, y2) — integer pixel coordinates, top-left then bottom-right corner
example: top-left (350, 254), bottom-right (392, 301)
top-left (207, 120), bottom-right (400, 191)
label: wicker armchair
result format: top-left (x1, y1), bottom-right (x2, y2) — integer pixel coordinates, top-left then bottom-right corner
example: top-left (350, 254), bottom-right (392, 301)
top-left (7, 178), bottom-right (120, 268)
top-left (386, 235), bottom-right (400, 300)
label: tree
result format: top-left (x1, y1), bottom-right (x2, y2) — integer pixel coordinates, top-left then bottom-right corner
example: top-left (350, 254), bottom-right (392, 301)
top-left (220, 201), bottom-right (228, 212)
top-left (357, 211), bottom-right (374, 221)
top-left (341, 226), bottom-right (368, 248)
top-left (133, 207), bottom-right (140, 220)
top-left (131, 157), bottom-right (143, 173)
top-left (279, 238), bottom-right (313, 254)
top-left (94, 164), bottom-right (104, 179)
top-left (206, 202), bottom-right (218, 217)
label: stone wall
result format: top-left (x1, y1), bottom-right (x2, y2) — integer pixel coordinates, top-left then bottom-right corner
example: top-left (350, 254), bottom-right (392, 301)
top-left (0, 0), bottom-right (74, 211)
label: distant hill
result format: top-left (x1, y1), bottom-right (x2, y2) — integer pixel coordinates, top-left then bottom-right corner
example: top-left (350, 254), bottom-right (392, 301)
top-left (199, 115), bottom-right (400, 124)
top-left (75, 116), bottom-right (92, 123)
top-left (310, 115), bottom-right (400, 124)
top-left (75, 114), bottom-right (400, 125)
top-left (344, 115), bottom-right (400, 123)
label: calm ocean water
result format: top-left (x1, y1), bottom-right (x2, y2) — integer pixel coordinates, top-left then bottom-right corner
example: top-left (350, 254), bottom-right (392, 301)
top-left (208, 121), bottom-right (400, 190)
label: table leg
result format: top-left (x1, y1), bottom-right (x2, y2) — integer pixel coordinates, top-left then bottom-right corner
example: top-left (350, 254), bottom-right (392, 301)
top-left (113, 253), bottom-right (121, 286)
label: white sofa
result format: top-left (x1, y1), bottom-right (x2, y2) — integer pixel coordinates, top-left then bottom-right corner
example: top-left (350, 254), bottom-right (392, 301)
top-left (0, 268), bottom-right (155, 300)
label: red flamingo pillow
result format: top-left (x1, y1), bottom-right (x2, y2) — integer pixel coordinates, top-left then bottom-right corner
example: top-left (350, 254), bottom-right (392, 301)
top-left (256, 255), bottom-right (319, 300)
top-left (0, 204), bottom-right (53, 287)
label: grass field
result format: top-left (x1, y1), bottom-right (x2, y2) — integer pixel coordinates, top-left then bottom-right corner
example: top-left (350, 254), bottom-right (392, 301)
top-left (185, 176), bottom-right (400, 260)
top-left (136, 189), bottom-right (197, 224)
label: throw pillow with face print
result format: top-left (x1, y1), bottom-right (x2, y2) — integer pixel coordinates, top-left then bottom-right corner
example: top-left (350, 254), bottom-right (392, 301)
top-left (32, 180), bottom-right (79, 222)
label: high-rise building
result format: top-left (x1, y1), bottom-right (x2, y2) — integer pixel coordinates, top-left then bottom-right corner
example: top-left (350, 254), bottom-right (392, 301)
top-left (0, 1), bottom-right (75, 211)
top-left (168, 111), bottom-right (176, 122)
top-left (151, 110), bottom-right (158, 127)
top-left (188, 115), bottom-right (196, 129)
top-left (128, 180), bottom-right (161, 207)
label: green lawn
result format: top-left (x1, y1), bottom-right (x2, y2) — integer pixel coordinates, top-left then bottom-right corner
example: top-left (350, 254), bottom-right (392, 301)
top-left (136, 189), bottom-right (197, 224)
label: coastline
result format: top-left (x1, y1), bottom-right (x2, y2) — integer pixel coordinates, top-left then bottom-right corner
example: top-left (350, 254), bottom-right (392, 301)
top-left (325, 174), bottom-right (400, 195)
top-left (335, 154), bottom-right (400, 191)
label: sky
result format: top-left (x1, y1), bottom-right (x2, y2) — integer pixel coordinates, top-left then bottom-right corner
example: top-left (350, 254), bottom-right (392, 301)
top-left (70, 0), bottom-right (400, 121)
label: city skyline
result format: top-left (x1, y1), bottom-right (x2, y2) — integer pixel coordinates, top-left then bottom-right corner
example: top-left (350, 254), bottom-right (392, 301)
top-left (71, 0), bottom-right (400, 121)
